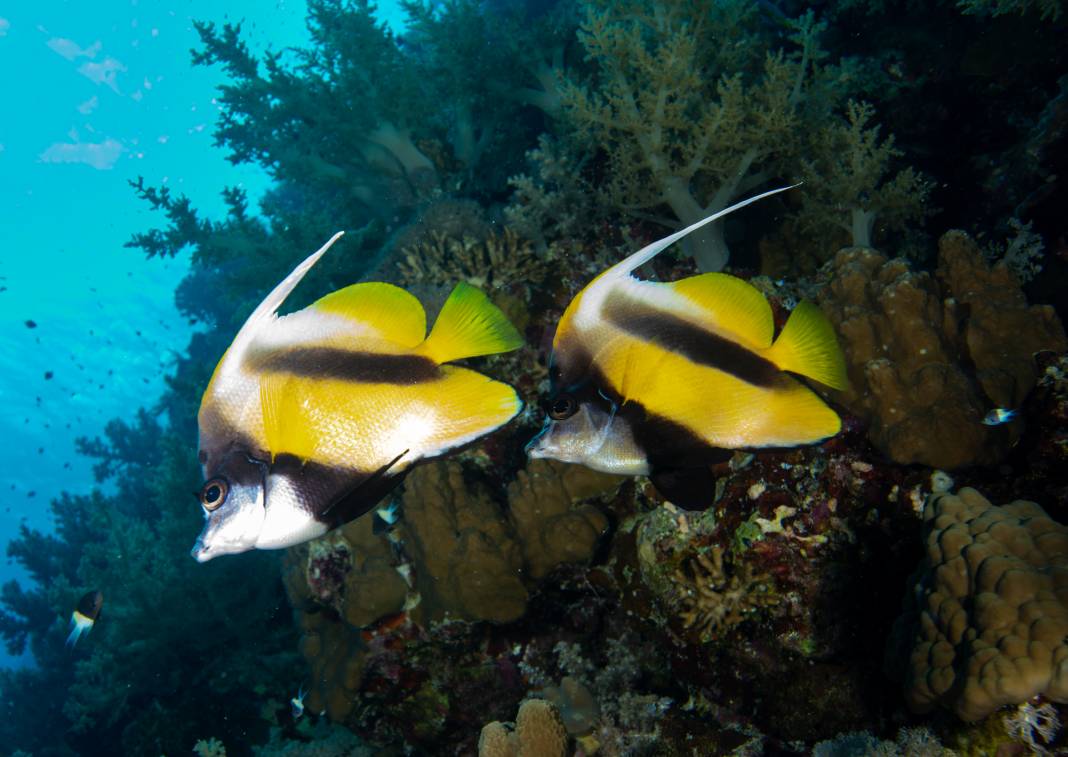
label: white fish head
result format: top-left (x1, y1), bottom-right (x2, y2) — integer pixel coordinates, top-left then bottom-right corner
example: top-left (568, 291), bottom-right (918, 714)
top-left (526, 389), bottom-right (649, 476)
top-left (191, 449), bottom-right (268, 562)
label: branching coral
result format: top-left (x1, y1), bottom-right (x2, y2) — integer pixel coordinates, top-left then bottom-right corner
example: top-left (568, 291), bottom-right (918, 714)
top-left (559, 1), bottom-right (834, 271)
top-left (672, 547), bottom-right (779, 641)
top-left (800, 100), bottom-right (933, 249)
top-left (395, 228), bottom-right (549, 292)
top-left (505, 135), bottom-right (598, 251)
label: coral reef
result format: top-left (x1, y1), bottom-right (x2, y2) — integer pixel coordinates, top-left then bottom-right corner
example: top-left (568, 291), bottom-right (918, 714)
top-left (395, 227), bottom-right (549, 294)
top-left (478, 699), bottom-right (569, 757)
top-left (799, 100), bottom-right (933, 250)
top-left (818, 232), bottom-right (1066, 468)
top-left (558, 1), bottom-right (838, 271)
top-left (671, 546), bottom-right (779, 641)
top-left (889, 487), bottom-right (1068, 721)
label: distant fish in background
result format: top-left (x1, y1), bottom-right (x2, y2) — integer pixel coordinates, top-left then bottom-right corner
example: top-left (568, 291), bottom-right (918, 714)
top-left (372, 499), bottom-right (402, 535)
top-left (67, 590), bottom-right (103, 648)
top-left (192, 233), bottom-right (524, 561)
top-left (527, 186), bottom-right (848, 507)
top-left (290, 685), bottom-right (307, 720)
top-left (982, 407), bottom-right (1018, 426)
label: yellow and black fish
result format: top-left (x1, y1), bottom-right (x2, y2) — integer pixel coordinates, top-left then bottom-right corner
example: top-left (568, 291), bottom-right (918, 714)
top-left (192, 233), bottom-right (523, 561)
top-left (67, 590), bottom-right (103, 647)
top-left (526, 187), bottom-right (847, 506)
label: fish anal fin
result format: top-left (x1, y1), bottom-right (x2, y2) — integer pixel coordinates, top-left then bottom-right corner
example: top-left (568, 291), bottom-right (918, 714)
top-left (667, 273), bottom-right (775, 349)
top-left (313, 282), bottom-right (427, 348)
top-left (415, 282), bottom-right (523, 364)
top-left (764, 301), bottom-right (849, 391)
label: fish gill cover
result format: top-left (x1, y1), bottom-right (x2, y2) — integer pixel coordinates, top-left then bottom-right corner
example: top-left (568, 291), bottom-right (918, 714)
top-left (1, 0), bottom-right (1066, 755)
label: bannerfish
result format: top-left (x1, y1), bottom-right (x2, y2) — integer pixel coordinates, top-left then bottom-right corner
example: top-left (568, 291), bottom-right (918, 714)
top-left (67, 590), bottom-right (103, 647)
top-left (526, 186), bottom-right (848, 506)
top-left (192, 233), bottom-right (524, 562)
top-left (981, 407), bottom-right (1017, 426)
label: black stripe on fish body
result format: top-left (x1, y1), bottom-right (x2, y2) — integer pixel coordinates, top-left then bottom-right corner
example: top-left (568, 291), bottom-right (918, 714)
top-left (270, 454), bottom-right (407, 530)
top-left (76, 590), bottom-right (103, 621)
top-left (248, 347), bottom-right (440, 385)
top-left (617, 397), bottom-right (732, 471)
top-left (602, 295), bottom-right (782, 388)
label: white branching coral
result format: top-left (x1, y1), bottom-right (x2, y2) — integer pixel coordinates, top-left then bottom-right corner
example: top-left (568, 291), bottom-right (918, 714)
top-left (799, 100), bottom-right (932, 248)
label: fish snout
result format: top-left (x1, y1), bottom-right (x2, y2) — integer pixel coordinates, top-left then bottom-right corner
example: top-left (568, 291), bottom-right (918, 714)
top-left (190, 538), bottom-right (216, 563)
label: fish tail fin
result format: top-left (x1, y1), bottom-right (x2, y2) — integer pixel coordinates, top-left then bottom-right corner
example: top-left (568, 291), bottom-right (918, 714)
top-left (415, 282), bottom-right (523, 364)
top-left (765, 301), bottom-right (848, 390)
top-left (609, 184), bottom-right (799, 278)
top-left (66, 614), bottom-right (90, 648)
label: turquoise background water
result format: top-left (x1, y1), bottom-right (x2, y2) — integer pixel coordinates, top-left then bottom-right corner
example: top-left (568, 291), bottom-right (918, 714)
top-left (0, 0), bottom-right (406, 666)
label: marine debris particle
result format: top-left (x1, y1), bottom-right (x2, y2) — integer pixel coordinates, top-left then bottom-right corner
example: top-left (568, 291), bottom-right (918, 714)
top-left (24, 319), bottom-right (37, 329)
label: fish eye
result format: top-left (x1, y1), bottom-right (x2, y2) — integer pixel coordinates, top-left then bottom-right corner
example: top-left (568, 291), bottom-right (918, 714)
top-left (548, 394), bottom-right (578, 420)
top-left (199, 478), bottom-right (229, 511)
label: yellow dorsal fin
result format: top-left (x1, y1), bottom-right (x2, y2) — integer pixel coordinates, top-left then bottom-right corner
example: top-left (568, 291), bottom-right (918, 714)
top-left (312, 282), bottom-right (427, 348)
top-left (260, 373), bottom-right (318, 461)
top-left (668, 273), bottom-right (775, 349)
top-left (414, 282), bottom-right (524, 364)
top-left (764, 301), bottom-right (848, 390)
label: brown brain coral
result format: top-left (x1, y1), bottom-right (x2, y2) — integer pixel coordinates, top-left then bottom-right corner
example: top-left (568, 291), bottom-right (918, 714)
top-left (818, 231), bottom-right (1066, 468)
top-left (891, 487), bottom-right (1068, 721)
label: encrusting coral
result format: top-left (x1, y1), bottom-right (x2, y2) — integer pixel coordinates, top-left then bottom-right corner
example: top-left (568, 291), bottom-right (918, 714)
top-left (889, 487), bottom-right (1068, 722)
top-left (478, 698), bottom-right (569, 757)
top-left (506, 459), bottom-right (620, 580)
top-left (817, 231), bottom-right (1066, 468)
top-left (400, 460), bottom-right (530, 624)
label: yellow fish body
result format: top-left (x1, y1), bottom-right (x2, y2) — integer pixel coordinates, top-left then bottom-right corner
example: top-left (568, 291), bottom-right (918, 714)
top-left (193, 233), bottom-right (523, 561)
top-left (527, 188), bottom-right (847, 505)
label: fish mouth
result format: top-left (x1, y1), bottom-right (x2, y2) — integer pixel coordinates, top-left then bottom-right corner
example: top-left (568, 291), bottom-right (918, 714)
top-left (524, 420), bottom-right (552, 458)
top-left (190, 538), bottom-right (216, 563)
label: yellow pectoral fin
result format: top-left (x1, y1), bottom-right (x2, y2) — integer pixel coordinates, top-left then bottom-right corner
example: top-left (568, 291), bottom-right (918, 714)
top-left (764, 301), bottom-right (849, 391)
top-left (312, 282), bottom-right (427, 348)
top-left (667, 273), bottom-right (775, 349)
top-left (416, 282), bottom-right (524, 364)
top-left (260, 372), bottom-right (321, 461)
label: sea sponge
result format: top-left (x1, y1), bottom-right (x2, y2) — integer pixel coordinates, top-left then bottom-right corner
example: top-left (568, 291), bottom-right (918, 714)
top-left (890, 487), bottom-right (1068, 721)
top-left (818, 233), bottom-right (1066, 468)
top-left (478, 699), bottom-right (569, 757)
top-left (506, 459), bottom-right (620, 580)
